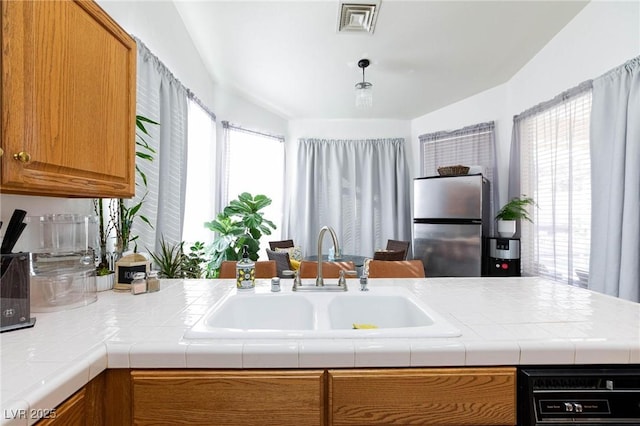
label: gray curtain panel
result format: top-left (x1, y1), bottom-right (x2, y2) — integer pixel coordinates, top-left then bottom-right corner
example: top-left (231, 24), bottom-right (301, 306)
top-left (289, 138), bottom-right (411, 259)
top-left (217, 121), bottom-right (232, 212)
top-left (589, 56), bottom-right (640, 302)
top-left (134, 38), bottom-right (189, 255)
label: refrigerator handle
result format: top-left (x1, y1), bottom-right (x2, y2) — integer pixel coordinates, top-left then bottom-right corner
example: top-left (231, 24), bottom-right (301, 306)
top-left (413, 218), bottom-right (482, 225)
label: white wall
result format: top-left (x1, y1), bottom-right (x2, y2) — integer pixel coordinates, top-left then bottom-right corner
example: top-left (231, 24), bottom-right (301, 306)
top-left (411, 0), bottom-right (640, 207)
top-left (98, 0), bottom-right (287, 136)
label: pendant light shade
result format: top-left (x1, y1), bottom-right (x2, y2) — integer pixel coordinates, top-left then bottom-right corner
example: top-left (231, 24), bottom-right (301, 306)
top-left (355, 59), bottom-right (373, 108)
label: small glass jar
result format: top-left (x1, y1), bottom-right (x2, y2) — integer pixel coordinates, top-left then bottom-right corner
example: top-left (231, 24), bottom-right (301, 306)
top-left (271, 277), bottom-right (281, 292)
top-left (147, 270), bottom-right (160, 293)
top-left (131, 272), bottom-right (147, 295)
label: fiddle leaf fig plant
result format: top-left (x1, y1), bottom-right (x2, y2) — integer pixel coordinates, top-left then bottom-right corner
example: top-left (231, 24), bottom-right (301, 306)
top-left (205, 192), bottom-right (276, 277)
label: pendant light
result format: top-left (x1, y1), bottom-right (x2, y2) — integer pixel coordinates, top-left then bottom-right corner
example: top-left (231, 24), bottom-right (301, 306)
top-left (355, 59), bottom-right (373, 108)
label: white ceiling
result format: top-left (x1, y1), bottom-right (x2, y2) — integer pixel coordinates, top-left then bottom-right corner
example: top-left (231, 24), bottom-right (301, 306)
top-left (174, 0), bottom-right (588, 120)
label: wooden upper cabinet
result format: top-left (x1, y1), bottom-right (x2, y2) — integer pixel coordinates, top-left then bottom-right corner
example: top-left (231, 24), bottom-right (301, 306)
top-left (1, 0), bottom-right (136, 198)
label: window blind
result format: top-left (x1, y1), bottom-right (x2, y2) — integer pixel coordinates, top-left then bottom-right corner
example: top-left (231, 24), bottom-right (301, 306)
top-left (518, 90), bottom-right (592, 286)
top-left (419, 121), bottom-right (498, 231)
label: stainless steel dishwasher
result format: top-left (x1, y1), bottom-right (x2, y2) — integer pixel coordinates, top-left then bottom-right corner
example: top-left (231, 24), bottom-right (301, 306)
top-left (518, 366), bottom-right (640, 425)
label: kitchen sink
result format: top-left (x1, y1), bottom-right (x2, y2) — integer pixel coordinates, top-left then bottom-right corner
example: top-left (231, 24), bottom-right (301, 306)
top-left (205, 294), bottom-right (315, 330)
top-left (184, 287), bottom-right (460, 339)
top-left (327, 295), bottom-right (434, 329)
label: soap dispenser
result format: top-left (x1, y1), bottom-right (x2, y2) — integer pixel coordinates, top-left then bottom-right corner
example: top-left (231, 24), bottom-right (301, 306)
top-left (236, 245), bottom-right (255, 290)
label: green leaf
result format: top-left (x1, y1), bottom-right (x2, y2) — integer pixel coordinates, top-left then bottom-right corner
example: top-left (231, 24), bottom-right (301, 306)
top-left (136, 152), bottom-right (154, 161)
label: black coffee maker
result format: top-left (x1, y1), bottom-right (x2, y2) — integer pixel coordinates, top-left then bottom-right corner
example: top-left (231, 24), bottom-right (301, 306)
top-left (1, 209), bottom-right (36, 332)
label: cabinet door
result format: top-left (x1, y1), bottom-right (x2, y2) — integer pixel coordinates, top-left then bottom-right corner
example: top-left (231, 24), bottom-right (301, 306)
top-left (1, 0), bottom-right (136, 198)
top-left (36, 388), bottom-right (85, 426)
top-left (328, 367), bottom-right (516, 425)
top-left (131, 370), bottom-right (326, 426)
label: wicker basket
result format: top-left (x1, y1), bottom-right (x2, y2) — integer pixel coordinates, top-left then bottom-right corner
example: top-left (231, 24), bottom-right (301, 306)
top-left (437, 165), bottom-right (470, 176)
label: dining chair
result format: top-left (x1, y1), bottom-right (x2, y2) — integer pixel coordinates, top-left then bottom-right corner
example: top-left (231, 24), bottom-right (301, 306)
top-left (373, 249), bottom-right (406, 261)
top-left (219, 260), bottom-right (278, 279)
top-left (367, 260), bottom-right (426, 278)
top-left (268, 239), bottom-right (295, 250)
top-left (385, 239), bottom-right (411, 260)
top-left (298, 260), bottom-right (356, 279)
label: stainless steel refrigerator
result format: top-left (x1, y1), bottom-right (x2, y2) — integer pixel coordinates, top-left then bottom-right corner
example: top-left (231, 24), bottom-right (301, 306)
top-left (412, 174), bottom-right (490, 277)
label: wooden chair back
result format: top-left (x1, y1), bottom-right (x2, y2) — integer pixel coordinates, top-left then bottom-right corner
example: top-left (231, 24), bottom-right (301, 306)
top-left (373, 249), bottom-right (405, 261)
top-left (385, 239), bottom-right (411, 260)
top-left (268, 240), bottom-right (294, 250)
top-left (298, 260), bottom-right (356, 279)
top-left (219, 260), bottom-right (278, 279)
top-left (367, 260), bottom-right (426, 278)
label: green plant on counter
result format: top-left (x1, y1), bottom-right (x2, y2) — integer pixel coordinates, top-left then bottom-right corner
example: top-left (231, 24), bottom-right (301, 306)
top-left (96, 264), bottom-right (112, 277)
top-left (149, 237), bottom-right (185, 279)
top-left (116, 115), bottom-right (158, 253)
top-left (149, 238), bottom-right (209, 279)
top-left (94, 115), bottom-right (158, 271)
top-left (495, 196), bottom-right (536, 222)
top-left (205, 192), bottom-right (276, 277)
top-left (182, 241), bottom-right (208, 279)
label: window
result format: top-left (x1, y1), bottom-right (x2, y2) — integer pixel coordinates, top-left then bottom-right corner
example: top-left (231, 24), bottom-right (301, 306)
top-left (516, 88), bottom-right (592, 287)
top-left (419, 121), bottom-right (498, 228)
top-left (183, 99), bottom-right (217, 246)
top-left (224, 123), bottom-right (285, 252)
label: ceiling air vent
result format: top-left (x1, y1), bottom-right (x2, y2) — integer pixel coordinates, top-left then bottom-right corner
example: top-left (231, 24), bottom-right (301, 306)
top-left (337, 2), bottom-right (380, 34)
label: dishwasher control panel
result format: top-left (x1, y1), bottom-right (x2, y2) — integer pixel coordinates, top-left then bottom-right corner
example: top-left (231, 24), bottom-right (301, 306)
top-left (518, 366), bottom-right (640, 425)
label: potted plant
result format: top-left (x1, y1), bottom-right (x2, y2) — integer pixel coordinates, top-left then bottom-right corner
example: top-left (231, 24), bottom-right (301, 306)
top-left (149, 237), bottom-right (209, 279)
top-left (205, 192), bottom-right (276, 277)
top-left (149, 236), bottom-right (185, 278)
top-left (93, 115), bottom-right (158, 289)
top-left (495, 196), bottom-right (536, 237)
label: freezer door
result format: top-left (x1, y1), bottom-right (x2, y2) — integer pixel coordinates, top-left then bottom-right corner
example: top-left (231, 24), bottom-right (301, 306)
top-left (413, 222), bottom-right (483, 277)
top-left (414, 175), bottom-right (483, 220)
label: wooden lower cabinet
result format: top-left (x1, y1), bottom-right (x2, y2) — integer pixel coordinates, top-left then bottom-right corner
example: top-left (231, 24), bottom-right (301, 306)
top-left (328, 367), bottom-right (517, 425)
top-left (40, 367), bottom-right (516, 425)
top-left (35, 372), bottom-right (105, 425)
top-left (35, 388), bottom-right (85, 426)
top-left (130, 370), bottom-right (326, 426)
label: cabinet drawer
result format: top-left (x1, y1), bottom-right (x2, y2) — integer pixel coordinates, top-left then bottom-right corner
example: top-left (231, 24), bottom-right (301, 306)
top-left (328, 367), bottom-right (516, 425)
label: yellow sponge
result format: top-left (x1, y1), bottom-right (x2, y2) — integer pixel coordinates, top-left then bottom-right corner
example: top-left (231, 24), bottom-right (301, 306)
top-left (352, 323), bottom-right (378, 329)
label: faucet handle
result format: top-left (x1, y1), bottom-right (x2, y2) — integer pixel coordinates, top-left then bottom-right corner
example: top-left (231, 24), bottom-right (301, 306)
top-left (360, 275), bottom-right (369, 291)
top-left (338, 270), bottom-right (355, 289)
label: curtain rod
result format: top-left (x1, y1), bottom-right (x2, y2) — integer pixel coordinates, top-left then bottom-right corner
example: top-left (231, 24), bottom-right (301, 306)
top-left (222, 121), bottom-right (285, 142)
top-left (133, 36), bottom-right (216, 121)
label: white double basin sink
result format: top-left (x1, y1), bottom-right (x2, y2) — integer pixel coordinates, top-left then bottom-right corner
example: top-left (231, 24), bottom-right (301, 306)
top-left (184, 287), bottom-right (460, 339)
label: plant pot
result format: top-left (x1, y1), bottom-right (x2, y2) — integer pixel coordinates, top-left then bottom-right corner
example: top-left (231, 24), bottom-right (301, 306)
top-left (96, 273), bottom-right (115, 292)
top-left (497, 220), bottom-right (516, 238)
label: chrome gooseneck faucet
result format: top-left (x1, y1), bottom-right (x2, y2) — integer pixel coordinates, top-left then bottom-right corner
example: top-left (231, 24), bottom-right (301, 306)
top-left (316, 225), bottom-right (340, 287)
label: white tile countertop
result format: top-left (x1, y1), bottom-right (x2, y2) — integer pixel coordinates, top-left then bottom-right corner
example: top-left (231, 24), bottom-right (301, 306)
top-left (1, 277), bottom-right (639, 425)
